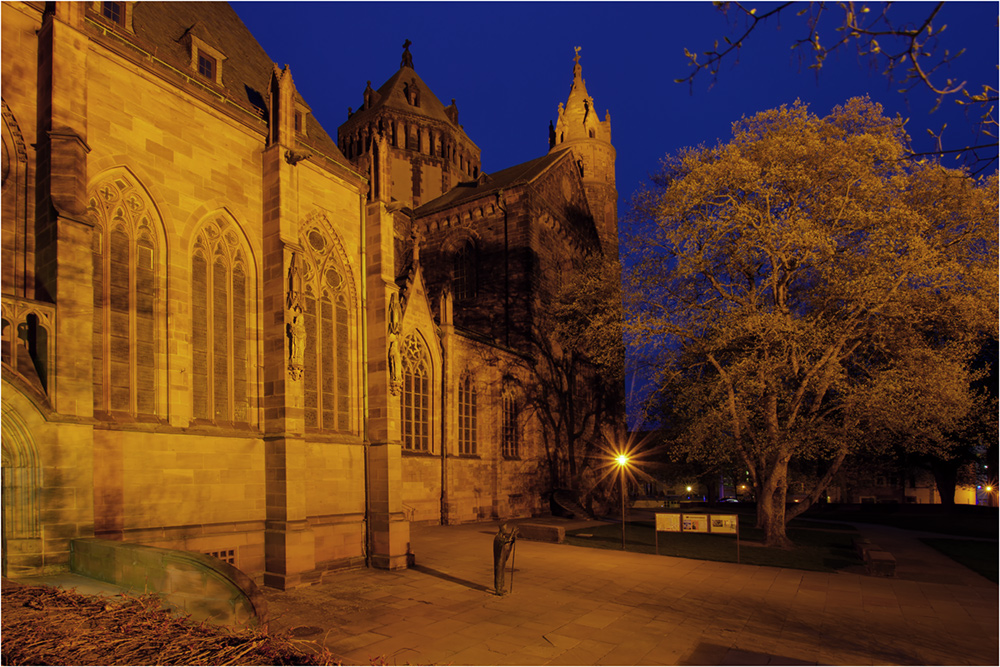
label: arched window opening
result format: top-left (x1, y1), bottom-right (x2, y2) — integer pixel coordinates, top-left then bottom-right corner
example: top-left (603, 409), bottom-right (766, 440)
top-left (501, 386), bottom-right (519, 459)
top-left (2, 406), bottom-right (41, 543)
top-left (402, 335), bottom-right (430, 451)
top-left (89, 173), bottom-right (162, 418)
top-left (21, 315), bottom-right (47, 393)
top-left (191, 219), bottom-right (251, 425)
top-left (1, 318), bottom-right (11, 367)
top-left (453, 240), bottom-right (477, 302)
top-left (301, 226), bottom-right (354, 433)
top-left (458, 373), bottom-right (477, 455)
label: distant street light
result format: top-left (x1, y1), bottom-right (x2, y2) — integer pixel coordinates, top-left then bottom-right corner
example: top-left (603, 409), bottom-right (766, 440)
top-left (615, 454), bottom-right (630, 549)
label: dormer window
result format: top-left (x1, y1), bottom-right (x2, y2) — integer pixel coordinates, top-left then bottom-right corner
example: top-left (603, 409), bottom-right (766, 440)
top-left (294, 111), bottom-right (302, 133)
top-left (197, 53), bottom-right (216, 81)
top-left (186, 33), bottom-right (226, 86)
top-left (101, 1), bottom-right (124, 26)
top-left (95, 1), bottom-right (133, 31)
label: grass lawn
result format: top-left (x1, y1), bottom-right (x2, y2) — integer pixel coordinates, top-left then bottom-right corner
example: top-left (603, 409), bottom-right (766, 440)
top-left (566, 515), bottom-right (862, 572)
top-left (920, 538), bottom-right (999, 583)
top-left (802, 505), bottom-right (998, 539)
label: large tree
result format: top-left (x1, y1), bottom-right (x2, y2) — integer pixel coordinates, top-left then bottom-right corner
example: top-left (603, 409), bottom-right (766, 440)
top-left (626, 97), bottom-right (997, 547)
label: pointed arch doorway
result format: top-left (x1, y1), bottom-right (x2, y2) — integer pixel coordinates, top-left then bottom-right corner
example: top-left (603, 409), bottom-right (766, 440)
top-left (1, 400), bottom-right (41, 577)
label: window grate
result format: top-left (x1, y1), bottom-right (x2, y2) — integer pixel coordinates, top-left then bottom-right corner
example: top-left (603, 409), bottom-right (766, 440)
top-left (205, 548), bottom-right (236, 566)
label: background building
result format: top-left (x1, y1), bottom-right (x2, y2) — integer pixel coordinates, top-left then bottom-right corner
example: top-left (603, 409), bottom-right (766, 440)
top-left (1, 1), bottom-right (619, 588)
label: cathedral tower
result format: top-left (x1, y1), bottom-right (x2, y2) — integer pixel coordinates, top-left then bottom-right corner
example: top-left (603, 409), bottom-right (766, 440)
top-left (550, 47), bottom-right (618, 256)
top-left (338, 40), bottom-right (481, 209)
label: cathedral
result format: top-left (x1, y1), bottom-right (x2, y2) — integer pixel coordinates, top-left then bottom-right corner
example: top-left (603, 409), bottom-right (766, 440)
top-left (1, 1), bottom-right (619, 589)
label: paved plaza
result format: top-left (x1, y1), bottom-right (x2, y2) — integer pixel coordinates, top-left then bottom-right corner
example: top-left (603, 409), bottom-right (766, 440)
top-left (263, 520), bottom-right (999, 665)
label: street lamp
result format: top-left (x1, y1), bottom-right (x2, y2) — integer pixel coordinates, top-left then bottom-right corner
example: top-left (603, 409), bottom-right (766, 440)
top-left (615, 454), bottom-right (629, 549)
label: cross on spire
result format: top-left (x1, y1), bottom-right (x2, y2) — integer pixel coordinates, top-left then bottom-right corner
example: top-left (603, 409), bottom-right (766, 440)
top-left (401, 39), bottom-right (414, 69)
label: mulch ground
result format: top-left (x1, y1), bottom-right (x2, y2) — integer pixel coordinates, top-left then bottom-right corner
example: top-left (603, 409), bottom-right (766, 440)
top-left (0, 578), bottom-right (334, 665)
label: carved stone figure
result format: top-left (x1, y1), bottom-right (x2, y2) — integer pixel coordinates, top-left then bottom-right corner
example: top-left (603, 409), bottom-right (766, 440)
top-left (287, 252), bottom-right (303, 312)
top-left (401, 39), bottom-right (413, 68)
top-left (388, 292), bottom-right (401, 336)
top-left (493, 522), bottom-right (518, 595)
top-left (288, 312), bottom-right (305, 379)
top-left (389, 340), bottom-right (402, 394)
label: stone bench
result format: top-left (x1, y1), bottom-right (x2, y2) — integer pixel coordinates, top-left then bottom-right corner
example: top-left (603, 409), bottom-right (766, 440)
top-left (516, 523), bottom-right (566, 544)
top-left (852, 536), bottom-right (872, 559)
top-left (866, 549), bottom-right (897, 577)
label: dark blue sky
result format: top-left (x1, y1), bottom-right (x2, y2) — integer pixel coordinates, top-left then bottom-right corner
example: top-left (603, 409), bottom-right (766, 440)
top-left (233, 1), bottom-right (998, 212)
top-left (232, 2), bottom-right (996, 421)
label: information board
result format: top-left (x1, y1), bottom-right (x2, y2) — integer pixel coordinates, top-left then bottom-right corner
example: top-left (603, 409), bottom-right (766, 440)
top-left (709, 515), bottom-right (738, 534)
top-left (655, 513), bottom-right (681, 532)
top-left (681, 514), bottom-right (709, 533)
top-left (654, 512), bottom-right (740, 562)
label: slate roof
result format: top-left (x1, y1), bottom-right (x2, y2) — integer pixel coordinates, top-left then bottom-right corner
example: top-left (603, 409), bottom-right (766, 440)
top-left (366, 66), bottom-right (455, 125)
top-left (127, 2), bottom-right (346, 162)
top-left (413, 150), bottom-right (573, 216)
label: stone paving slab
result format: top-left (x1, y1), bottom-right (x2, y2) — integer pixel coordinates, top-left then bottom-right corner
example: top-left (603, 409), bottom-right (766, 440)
top-left (261, 520), bottom-right (998, 665)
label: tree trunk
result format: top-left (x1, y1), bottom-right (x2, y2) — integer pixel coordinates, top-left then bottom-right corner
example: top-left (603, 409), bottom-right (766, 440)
top-left (756, 459), bottom-right (793, 548)
top-left (931, 460), bottom-right (960, 507)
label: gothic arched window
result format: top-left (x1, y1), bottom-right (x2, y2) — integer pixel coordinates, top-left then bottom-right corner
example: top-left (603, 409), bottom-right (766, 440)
top-left (191, 217), bottom-right (251, 425)
top-left (501, 385), bottom-right (519, 459)
top-left (89, 172), bottom-right (163, 418)
top-left (453, 240), bottom-right (477, 302)
top-left (301, 225), bottom-right (354, 433)
top-left (401, 335), bottom-right (430, 451)
top-left (458, 372), bottom-right (477, 455)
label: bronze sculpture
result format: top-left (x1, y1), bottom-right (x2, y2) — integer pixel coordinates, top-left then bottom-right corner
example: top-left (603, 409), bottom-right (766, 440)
top-left (493, 522), bottom-right (518, 595)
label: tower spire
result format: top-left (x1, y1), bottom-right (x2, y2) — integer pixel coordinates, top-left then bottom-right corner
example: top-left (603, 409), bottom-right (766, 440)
top-left (549, 47), bottom-right (619, 256)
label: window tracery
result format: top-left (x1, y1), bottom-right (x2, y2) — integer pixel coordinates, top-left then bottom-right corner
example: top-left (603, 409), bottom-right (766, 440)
top-left (88, 172), bottom-right (162, 418)
top-left (300, 221), bottom-right (354, 432)
top-left (453, 239), bottom-right (477, 302)
top-left (401, 334), bottom-right (430, 451)
top-left (458, 372), bottom-right (477, 455)
top-left (191, 216), bottom-right (251, 425)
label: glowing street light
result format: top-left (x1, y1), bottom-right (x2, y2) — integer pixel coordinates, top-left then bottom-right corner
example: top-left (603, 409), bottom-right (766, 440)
top-left (615, 453), bottom-right (630, 549)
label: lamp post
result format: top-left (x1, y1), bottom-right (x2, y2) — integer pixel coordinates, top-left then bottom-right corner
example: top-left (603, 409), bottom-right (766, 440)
top-left (616, 454), bottom-right (629, 550)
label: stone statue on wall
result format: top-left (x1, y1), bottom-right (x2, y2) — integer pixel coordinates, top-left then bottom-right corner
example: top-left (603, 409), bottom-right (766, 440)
top-left (387, 292), bottom-right (402, 395)
top-left (287, 251), bottom-right (306, 380)
top-left (388, 292), bottom-right (401, 336)
top-left (288, 311), bottom-right (305, 380)
top-left (493, 522), bottom-right (518, 595)
top-left (388, 337), bottom-right (401, 392)
top-left (287, 252), bottom-right (303, 312)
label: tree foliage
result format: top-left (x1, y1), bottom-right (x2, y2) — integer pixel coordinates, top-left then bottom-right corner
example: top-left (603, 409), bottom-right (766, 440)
top-left (626, 97), bottom-right (998, 546)
top-left (552, 253), bottom-right (625, 388)
top-left (679, 2), bottom-right (998, 174)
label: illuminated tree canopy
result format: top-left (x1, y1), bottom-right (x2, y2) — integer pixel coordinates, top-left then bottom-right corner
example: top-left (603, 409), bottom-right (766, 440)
top-left (626, 97), bottom-right (998, 547)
